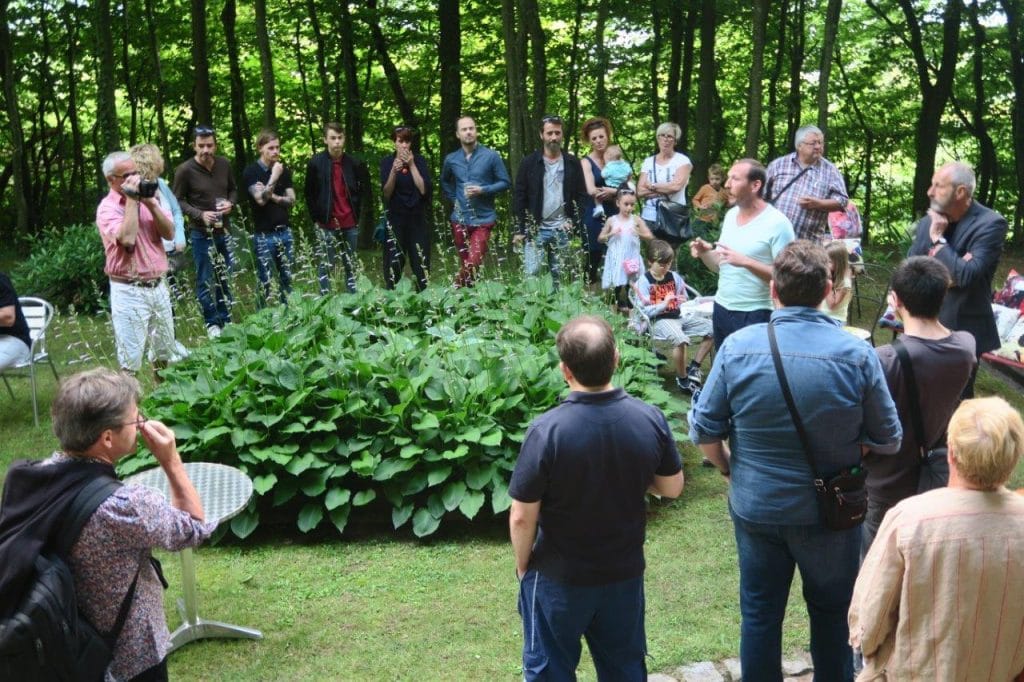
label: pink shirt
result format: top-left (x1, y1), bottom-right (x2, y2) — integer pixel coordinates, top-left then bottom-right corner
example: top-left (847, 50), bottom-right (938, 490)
top-left (96, 189), bottom-right (171, 280)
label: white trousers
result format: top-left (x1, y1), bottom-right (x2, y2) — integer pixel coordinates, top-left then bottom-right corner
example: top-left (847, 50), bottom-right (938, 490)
top-left (0, 335), bottom-right (31, 369)
top-left (109, 280), bottom-right (180, 371)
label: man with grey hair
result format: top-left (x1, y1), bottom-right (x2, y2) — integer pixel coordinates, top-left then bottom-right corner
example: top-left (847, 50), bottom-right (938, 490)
top-left (907, 161), bottom-right (1007, 397)
top-left (0, 368), bottom-right (213, 680)
top-left (96, 151), bottom-right (179, 377)
top-left (765, 124), bottom-right (850, 242)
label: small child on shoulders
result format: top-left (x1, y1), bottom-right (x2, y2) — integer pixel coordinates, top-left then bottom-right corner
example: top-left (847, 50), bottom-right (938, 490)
top-left (594, 145), bottom-right (633, 219)
top-left (634, 239), bottom-right (714, 394)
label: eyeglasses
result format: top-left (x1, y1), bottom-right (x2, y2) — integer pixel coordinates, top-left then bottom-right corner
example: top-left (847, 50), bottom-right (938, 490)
top-left (194, 125), bottom-right (215, 137)
top-left (112, 171), bottom-right (139, 180)
top-left (658, 133), bottom-right (676, 140)
top-left (119, 413), bottom-right (147, 429)
top-left (541, 115), bottom-right (563, 125)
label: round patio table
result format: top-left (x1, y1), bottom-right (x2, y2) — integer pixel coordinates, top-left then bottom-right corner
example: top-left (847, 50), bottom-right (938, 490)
top-left (125, 461), bottom-right (263, 652)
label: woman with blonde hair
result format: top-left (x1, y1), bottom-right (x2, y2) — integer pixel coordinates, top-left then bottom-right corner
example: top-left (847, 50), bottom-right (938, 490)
top-left (129, 144), bottom-right (186, 289)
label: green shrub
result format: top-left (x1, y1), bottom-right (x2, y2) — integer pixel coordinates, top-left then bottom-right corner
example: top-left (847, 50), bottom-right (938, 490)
top-left (11, 224), bottom-right (107, 312)
top-left (120, 278), bottom-right (676, 539)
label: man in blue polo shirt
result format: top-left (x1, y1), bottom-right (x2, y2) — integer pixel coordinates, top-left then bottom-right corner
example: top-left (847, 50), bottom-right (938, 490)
top-left (509, 315), bottom-right (684, 681)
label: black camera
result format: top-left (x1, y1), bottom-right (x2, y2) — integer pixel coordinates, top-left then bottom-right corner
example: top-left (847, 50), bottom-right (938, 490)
top-left (137, 179), bottom-right (159, 199)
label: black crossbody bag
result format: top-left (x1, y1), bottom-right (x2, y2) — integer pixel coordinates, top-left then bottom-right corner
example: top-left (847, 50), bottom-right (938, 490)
top-left (768, 321), bottom-right (868, 530)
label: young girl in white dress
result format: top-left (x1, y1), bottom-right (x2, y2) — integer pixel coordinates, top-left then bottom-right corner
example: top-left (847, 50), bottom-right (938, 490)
top-left (598, 188), bottom-right (654, 312)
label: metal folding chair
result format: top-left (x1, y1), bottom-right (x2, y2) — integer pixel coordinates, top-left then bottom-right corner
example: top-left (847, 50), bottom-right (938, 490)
top-left (2, 297), bottom-right (60, 426)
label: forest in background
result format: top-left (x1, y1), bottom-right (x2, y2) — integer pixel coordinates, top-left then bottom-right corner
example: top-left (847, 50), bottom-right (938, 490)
top-left (0, 0), bottom-right (1021, 248)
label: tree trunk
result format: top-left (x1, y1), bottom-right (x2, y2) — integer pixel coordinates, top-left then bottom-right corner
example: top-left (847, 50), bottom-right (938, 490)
top-left (521, 0), bottom-right (547, 123)
top-left (366, 0), bottom-right (420, 128)
top-left (221, 0), bottom-right (252, 174)
top-left (816, 0), bottom-right (842, 141)
top-left (745, 0), bottom-right (769, 157)
top-left (1000, 0), bottom-right (1024, 240)
top-left (502, 0), bottom-right (529, 170)
top-left (120, 5), bottom-right (139, 145)
top-left (0, 0), bottom-right (30, 234)
top-left (964, 0), bottom-right (997, 205)
top-left (254, 0), bottom-right (277, 128)
top-left (691, 0), bottom-right (716, 188)
top-left (438, 0), bottom-right (461, 160)
top-left (766, 0), bottom-right (788, 160)
top-left (593, 0), bottom-right (610, 117)
top-left (190, 0), bottom-right (212, 128)
top-left (93, 0), bottom-right (120, 154)
top-left (334, 2), bottom-right (365, 152)
top-left (666, 2), bottom-right (684, 126)
top-left (785, 0), bottom-right (805, 148)
top-left (61, 3), bottom-right (86, 206)
top-left (305, 0), bottom-right (330, 126)
top-left (679, 5), bottom-right (697, 148)
top-left (566, 0), bottom-right (584, 151)
top-left (143, 0), bottom-right (169, 153)
top-left (648, 0), bottom-right (661, 126)
top-left (836, 41), bottom-right (874, 243)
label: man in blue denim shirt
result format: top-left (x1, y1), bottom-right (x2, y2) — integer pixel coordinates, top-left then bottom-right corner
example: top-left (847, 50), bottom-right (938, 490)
top-left (689, 240), bottom-right (901, 682)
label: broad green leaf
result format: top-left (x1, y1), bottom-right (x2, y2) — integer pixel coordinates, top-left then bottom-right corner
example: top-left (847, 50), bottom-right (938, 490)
top-left (441, 444), bottom-right (469, 461)
top-left (491, 477), bottom-right (512, 513)
top-left (426, 493), bottom-right (446, 519)
top-left (297, 502), bottom-right (323, 533)
top-left (400, 443), bottom-right (426, 459)
top-left (285, 453), bottom-right (318, 476)
top-left (455, 427), bottom-right (482, 443)
top-left (480, 430), bottom-right (502, 447)
top-left (351, 451), bottom-right (380, 476)
top-left (353, 489), bottom-right (376, 506)
top-left (300, 468), bottom-right (331, 496)
top-left (272, 477), bottom-right (298, 506)
top-left (230, 428), bottom-right (263, 448)
top-left (412, 413), bottom-right (440, 430)
top-left (458, 490), bottom-right (486, 519)
top-left (252, 474), bottom-right (277, 495)
top-left (230, 510), bottom-right (259, 539)
top-left (310, 434), bottom-right (340, 453)
top-left (328, 505), bottom-right (350, 534)
top-left (402, 472), bottom-right (428, 496)
top-left (373, 457), bottom-right (416, 481)
top-left (197, 425), bottom-right (232, 444)
top-left (427, 465), bottom-right (452, 486)
top-left (392, 503), bottom-right (414, 529)
top-left (412, 508), bottom-right (441, 537)
top-left (465, 462), bottom-right (495, 490)
top-left (281, 422), bottom-right (306, 434)
top-left (325, 487), bottom-right (351, 510)
top-left (441, 481), bottom-right (467, 511)
top-left (310, 421), bottom-right (337, 433)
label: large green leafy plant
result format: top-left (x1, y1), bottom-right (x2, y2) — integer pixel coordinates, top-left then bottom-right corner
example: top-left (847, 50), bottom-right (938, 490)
top-left (12, 225), bottom-right (108, 313)
top-left (121, 278), bottom-right (675, 539)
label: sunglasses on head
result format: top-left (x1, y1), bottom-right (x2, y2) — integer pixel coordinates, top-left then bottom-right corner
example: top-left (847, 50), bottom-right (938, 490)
top-left (541, 115), bottom-right (563, 125)
top-left (194, 125), bottom-right (215, 137)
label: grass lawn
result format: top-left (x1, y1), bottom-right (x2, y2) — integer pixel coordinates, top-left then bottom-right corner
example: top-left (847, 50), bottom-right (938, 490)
top-left (2, 232), bottom-right (1022, 679)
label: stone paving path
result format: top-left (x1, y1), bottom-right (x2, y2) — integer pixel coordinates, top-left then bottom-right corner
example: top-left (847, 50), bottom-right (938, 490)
top-left (649, 656), bottom-right (814, 682)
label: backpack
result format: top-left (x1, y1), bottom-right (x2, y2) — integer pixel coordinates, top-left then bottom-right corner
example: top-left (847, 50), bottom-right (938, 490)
top-left (0, 476), bottom-right (141, 682)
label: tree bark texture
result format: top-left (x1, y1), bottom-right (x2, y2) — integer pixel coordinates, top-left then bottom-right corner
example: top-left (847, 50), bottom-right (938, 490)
top-left (691, 0), bottom-right (716, 188)
top-left (745, 0), bottom-right (769, 157)
top-left (255, 0), bottom-right (278, 128)
top-left (93, 0), bottom-right (120, 155)
top-left (438, 0), bottom-right (462, 160)
top-left (190, 0), bottom-right (212, 128)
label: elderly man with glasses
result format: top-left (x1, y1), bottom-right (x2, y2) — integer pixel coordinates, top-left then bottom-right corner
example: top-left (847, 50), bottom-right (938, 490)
top-left (96, 150), bottom-right (179, 377)
top-left (765, 124), bottom-right (850, 243)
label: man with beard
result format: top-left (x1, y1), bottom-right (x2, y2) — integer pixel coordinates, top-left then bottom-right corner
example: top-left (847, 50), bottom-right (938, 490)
top-left (907, 161), bottom-right (1007, 397)
top-left (512, 115), bottom-right (589, 289)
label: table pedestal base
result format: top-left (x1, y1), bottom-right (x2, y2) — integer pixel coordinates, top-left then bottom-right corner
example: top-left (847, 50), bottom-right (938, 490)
top-left (167, 546), bottom-right (263, 654)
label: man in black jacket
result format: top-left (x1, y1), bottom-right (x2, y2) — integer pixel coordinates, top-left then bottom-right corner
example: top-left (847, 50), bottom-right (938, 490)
top-left (304, 122), bottom-right (371, 294)
top-left (512, 115), bottom-right (589, 289)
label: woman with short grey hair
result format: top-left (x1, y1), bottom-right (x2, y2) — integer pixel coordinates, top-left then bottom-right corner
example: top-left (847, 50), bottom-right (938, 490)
top-left (637, 122), bottom-right (693, 241)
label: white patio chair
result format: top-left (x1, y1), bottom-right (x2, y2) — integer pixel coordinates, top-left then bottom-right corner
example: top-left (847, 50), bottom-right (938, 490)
top-left (2, 297), bottom-right (60, 426)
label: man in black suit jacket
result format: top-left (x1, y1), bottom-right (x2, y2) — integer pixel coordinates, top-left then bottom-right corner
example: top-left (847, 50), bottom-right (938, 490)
top-left (908, 161), bottom-right (1007, 396)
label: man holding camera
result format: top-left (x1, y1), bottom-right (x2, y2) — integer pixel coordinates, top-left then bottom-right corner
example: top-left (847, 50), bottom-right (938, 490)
top-left (97, 151), bottom-right (178, 377)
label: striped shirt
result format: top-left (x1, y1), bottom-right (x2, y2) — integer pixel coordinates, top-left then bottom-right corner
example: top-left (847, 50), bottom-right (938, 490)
top-left (849, 486), bottom-right (1024, 681)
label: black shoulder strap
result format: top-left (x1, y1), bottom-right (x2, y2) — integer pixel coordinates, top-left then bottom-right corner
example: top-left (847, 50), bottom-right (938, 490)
top-left (892, 337), bottom-right (936, 461)
top-left (767, 321), bottom-right (823, 487)
top-left (55, 475), bottom-right (141, 643)
top-left (56, 477), bottom-right (121, 557)
top-left (767, 165), bottom-right (811, 205)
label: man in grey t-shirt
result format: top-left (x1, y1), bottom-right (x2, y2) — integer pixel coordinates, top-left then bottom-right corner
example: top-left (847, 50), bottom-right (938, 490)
top-left (513, 115), bottom-right (588, 288)
top-left (862, 257), bottom-right (976, 552)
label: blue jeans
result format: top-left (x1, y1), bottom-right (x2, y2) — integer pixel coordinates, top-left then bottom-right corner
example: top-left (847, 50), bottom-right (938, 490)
top-left (317, 227), bottom-right (358, 294)
top-left (518, 569), bottom-right (647, 681)
top-left (191, 229), bottom-right (233, 328)
top-left (731, 507), bottom-right (859, 682)
top-left (253, 229), bottom-right (294, 306)
top-left (525, 227), bottom-right (571, 289)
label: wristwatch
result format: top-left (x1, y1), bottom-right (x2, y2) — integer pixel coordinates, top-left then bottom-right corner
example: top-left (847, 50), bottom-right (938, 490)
top-left (931, 237), bottom-right (947, 246)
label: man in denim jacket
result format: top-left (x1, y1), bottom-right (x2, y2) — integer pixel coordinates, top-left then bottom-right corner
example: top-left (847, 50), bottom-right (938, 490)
top-left (689, 240), bottom-right (901, 682)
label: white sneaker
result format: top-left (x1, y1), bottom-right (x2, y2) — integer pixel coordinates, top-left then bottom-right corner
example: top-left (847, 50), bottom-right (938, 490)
top-left (207, 325), bottom-right (222, 339)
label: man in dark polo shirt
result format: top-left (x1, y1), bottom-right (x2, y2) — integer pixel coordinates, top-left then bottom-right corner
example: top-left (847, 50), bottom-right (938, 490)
top-left (304, 122), bottom-right (370, 295)
top-left (0, 272), bottom-right (30, 370)
top-left (172, 125), bottom-right (237, 338)
top-left (242, 129), bottom-right (295, 307)
top-left (509, 315), bottom-right (684, 681)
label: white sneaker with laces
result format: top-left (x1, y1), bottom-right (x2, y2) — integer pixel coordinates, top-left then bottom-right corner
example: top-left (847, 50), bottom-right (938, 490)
top-left (207, 324), bottom-right (222, 339)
